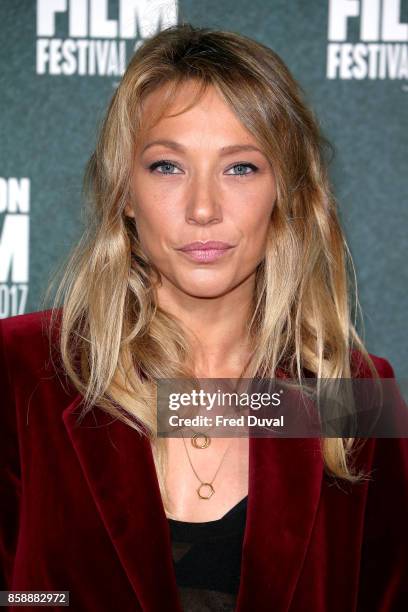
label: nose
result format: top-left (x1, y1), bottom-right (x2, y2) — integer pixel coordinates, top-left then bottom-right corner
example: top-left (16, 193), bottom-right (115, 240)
top-left (185, 173), bottom-right (222, 226)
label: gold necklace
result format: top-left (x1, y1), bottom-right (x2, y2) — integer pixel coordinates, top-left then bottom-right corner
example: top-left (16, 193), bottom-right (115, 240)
top-left (187, 383), bottom-right (243, 449)
top-left (190, 430), bottom-right (211, 449)
top-left (181, 431), bottom-right (232, 499)
top-left (183, 364), bottom-right (251, 490)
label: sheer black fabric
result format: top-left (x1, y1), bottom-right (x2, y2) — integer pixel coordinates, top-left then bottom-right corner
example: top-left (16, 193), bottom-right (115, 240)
top-left (167, 495), bottom-right (248, 612)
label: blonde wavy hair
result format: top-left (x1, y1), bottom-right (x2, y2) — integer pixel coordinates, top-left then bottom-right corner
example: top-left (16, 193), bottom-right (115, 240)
top-left (44, 23), bottom-right (379, 512)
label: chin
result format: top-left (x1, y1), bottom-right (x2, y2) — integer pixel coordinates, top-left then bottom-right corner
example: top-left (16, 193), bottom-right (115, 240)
top-left (177, 278), bottom-right (234, 299)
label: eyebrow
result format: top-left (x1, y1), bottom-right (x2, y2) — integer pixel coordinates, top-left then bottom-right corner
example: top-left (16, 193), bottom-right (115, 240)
top-left (141, 139), bottom-right (264, 156)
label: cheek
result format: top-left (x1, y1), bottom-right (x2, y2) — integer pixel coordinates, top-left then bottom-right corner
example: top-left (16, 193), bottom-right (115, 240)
top-left (236, 196), bottom-right (273, 233)
top-left (233, 177), bottom-right (275, 217)
top-left (246, 222), bottom-right (270, 253)
top-left (133, 201), bottom-right (176, 258)
top-left (132, 190), bottom-right (163, 230)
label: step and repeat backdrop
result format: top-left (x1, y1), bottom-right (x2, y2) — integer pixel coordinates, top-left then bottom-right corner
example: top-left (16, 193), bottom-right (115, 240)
top-left (0, 0), bottom-right (407, 375)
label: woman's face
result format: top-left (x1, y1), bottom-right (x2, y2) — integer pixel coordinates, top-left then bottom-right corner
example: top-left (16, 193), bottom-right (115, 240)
top-left (125, 80), bottom-right (277, 299)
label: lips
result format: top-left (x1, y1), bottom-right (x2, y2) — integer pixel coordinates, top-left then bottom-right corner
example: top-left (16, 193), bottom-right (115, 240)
top-left (177, 241), bottom-right (235, 263)
top-left (179, 241), bottom-right (233, 252)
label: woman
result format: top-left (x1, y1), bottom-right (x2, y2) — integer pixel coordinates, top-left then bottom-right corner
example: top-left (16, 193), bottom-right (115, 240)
top-left (1, 23), bottom-right (407, 612)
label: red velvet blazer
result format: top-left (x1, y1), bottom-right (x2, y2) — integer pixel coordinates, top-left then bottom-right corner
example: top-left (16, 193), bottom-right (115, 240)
top-left (1, 309), bottom-right (407, 612)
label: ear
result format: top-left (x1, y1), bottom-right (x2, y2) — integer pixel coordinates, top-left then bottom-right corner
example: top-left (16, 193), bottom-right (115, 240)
top-left (124, 201), bottom-right (135, 218)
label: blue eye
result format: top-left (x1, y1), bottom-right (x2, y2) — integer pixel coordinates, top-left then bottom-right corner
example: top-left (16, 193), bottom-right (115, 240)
top-left (148, 160), bottom-right (181, 175)
top-left (148, 160), bottom-right (259, 176)
top-left (227, 163), bottom-right (258, 176)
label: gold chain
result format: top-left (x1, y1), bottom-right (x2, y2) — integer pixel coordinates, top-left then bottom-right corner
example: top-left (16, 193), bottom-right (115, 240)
top-left (181, 431), bottom-right (232, 499)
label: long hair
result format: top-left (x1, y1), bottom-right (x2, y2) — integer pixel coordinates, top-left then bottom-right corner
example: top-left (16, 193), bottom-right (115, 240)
top-left (44, 23), bottom-right (379, 514)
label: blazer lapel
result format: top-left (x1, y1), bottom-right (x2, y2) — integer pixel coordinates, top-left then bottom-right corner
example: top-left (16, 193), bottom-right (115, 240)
top-left (236, 436), bottom-right (324, 611)
top-left (62, 392), bottom-right (324, 612)
top-left (62, 392), bottom-right (184, 612)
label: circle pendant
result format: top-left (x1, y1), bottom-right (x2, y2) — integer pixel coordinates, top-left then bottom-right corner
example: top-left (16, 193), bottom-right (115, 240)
top-left (197, 483), bottom-right (215, 499)
top-left (191, 433), bottom-right (211, 449)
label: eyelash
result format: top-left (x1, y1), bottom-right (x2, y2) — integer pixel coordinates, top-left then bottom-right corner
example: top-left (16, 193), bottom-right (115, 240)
top-left (148, 159), bottom-right (259, 177)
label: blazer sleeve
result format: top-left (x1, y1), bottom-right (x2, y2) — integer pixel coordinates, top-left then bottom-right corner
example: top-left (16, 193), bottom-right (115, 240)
top-left (357, 358), bottom-right (408, 610)
top-left (0, 318), bottom-right (22, 591)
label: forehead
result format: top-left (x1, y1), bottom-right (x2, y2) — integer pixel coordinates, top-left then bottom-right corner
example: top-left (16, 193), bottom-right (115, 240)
top-left (138, 79), bottom-right (254, 144)
top-left (142, 79), bottom-right (217, 115)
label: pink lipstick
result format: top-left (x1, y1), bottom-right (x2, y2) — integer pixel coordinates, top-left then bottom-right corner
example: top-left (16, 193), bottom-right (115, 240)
top-left (177, 241), bottom-right (235, 263)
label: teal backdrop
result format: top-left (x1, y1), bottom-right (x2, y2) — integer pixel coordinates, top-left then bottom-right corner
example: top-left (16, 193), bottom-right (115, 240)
top-left (0, 1), bottom-right (407, 377)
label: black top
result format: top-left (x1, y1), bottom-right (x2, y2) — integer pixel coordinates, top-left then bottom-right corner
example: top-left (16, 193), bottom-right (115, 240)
top-left (167, 495), bottom-right (248, 612)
